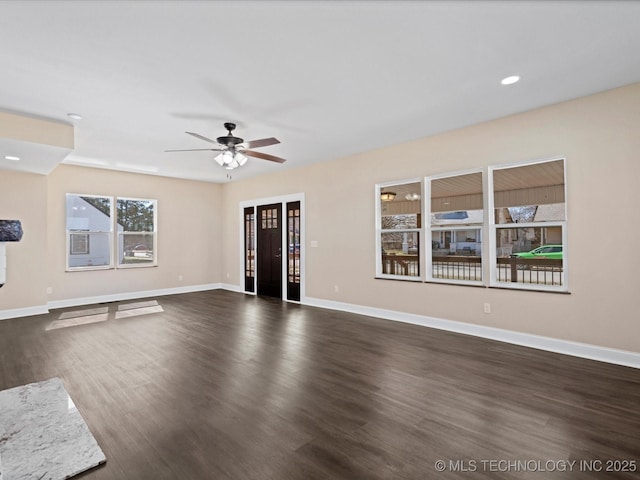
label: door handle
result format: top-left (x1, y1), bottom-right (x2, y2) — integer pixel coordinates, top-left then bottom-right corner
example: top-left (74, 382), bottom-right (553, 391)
top-left (275, 254), bottom-right (281, 258)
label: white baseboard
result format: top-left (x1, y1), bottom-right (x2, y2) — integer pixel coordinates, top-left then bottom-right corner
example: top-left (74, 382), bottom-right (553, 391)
top-left (220, 283), bottom-right (243, 293)
top-left (5, 287), bottom-right (638, 369)
top-left (0, 305), bottom-right (49, 321)
top-left (46, 283), bottom-right (223, 310)
top-left (302, 296), bottom-right (640, 369)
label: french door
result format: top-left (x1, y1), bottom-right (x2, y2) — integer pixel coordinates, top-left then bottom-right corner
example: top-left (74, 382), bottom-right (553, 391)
top-left (243, 196), bottom-right (303, 302)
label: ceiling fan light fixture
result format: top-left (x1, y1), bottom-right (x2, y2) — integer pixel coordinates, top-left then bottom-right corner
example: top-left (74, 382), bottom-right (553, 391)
top-left (381, 191), bottom-right (396, 202)
top-left (214, 152), bottom-right (226, 167)
top-left (235, 152), bottom-right (248, 166)
top-left (216, 150), bottom-right (248, 170)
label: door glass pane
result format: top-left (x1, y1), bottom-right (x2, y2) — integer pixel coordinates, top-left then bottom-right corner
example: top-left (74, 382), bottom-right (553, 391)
top-left (287, 202), bottom-right (301, 287)
top-left (246, 212), bottom-right (255, 278)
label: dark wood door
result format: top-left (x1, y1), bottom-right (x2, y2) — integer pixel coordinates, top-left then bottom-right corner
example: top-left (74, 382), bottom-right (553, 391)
top-left (257, 204), bottom-right (282, 298)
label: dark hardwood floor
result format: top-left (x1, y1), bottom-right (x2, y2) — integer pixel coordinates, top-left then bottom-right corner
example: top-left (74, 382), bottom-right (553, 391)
top-left (1, 290), bottom-right (639, 479)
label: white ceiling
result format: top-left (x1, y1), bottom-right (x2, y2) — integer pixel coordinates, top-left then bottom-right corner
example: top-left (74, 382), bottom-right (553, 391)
top-left (1, 0), bottom-right (640, 183)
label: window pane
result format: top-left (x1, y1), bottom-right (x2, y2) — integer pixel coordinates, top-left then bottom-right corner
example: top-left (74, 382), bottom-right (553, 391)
top-left (378, 181), bottom-right (421, 278)
top-left (429, 172), bottom-right (483, 283)
top-left (495, 203), bottom-right (565, 224)
top-left (431, 228), bottom-right (482, 281)
top-left (116, 198), bottom-right (156, 267)
top-left (430, 172), bottom-right (483, 224)
top-left (68, 233), bottom-right (111, 268)
top-left (381, 231), bottom-right (419, 277)
top-left (495, 226), bottom-right (564, 286)
top-left (380, 181), bottom-right (422, 226)
top-left (119, 233), bottom-right (155, 265)
top-left (116, 199), bottom-right (155, 232)
top-left (66, 195), bottom-right (112, 232)
top-left (493, 160), bottom-right (565, 224)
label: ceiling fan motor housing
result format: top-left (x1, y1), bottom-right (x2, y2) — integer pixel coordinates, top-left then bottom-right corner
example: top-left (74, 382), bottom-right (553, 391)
top-left (216, 135), bottom-right (244, 147)
top-left (218, 122), bottom-right (243, 147)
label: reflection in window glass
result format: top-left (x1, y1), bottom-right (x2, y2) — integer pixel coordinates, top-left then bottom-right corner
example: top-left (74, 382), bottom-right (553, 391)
top-left (117, 198), bottom-right (157, 267)
top-left (66, 194), bottom-right (113, 270)
top-left (429, 172), bottom-right (483, 283)
top-left (496, 226), bottom-right (564, 287)
top-left (492, 159), bottom-right (566, 290)
top-left (377, 181), bottom-right (422, 279)
top-left (381, 232), bottom-right (420, 276)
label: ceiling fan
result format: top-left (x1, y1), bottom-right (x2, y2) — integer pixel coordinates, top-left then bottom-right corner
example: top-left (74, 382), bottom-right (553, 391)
top-left (165, 122), bottom-right (286, 170)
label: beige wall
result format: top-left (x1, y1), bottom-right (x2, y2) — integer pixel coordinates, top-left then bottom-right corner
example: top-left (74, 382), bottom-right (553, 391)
top-left (221, 82), bottom-right (640, 353)
top-left (1, 165), bottom-right (222, 314)
top-left (0, 170), bottom-right (48, 310)
top-left (2, 83), bottom-right (638, 355)
top-left (45, 165), bottom-right (222, 302)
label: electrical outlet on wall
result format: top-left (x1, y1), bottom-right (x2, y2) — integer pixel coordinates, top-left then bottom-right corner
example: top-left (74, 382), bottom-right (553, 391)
top-left (483, 303), bottom-right (491, 314)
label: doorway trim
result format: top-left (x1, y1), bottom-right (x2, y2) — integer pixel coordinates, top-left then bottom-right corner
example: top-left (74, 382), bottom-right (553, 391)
top-left (239, 193), bottom-right (305, 302)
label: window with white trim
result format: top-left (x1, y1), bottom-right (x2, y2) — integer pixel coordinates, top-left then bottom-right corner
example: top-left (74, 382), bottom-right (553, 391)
top-left (489, 158), bottom-right (567, 291)
top-left (376, 180), bottom-right (422, 280)
top-left (117, 197), bottom-right (157, 267)
top-left (375, 158), bottom-right (567, 292)
top-left (428, 171), bottom-right (484, 285)
top-left (66, 194), bottom-right (113, 270)
top-left (66, 194), bottom-right (157, 271)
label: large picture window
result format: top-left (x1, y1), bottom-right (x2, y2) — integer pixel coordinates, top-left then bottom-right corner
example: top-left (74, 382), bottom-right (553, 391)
top-left (66, 194), bottom-right (157, 271)
top-left (376, 180), bottom-right (422, 280)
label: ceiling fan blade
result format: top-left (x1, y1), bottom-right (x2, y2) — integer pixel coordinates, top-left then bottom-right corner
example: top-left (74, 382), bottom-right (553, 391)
top-left (186, 131), bottom-right (219, 144)
top-left (244, 150), bottom-right (287, 164)
top-left (244, 137), bottom-right (280, 149)
top-left (165, 148), bottom-right (223, 152)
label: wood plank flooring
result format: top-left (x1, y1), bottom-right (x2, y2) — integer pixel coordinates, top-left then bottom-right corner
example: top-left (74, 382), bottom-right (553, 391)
top-left (1, 290), bottom-right (639, 479)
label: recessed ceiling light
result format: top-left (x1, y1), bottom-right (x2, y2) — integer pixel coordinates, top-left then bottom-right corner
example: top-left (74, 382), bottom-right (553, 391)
top-left (4, 155), bottom-right (20, 161)
top-left (501, 75), bottom-right (520, 85)
top-left (67, 113), bottom-right (83, 120)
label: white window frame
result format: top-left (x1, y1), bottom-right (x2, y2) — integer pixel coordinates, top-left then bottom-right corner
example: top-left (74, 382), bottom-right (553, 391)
top-left (374, 158), bottom-right (568, 293)
top-left (488, 157), bottom-right (568, 292)
top-left (375, 178), bottom-right (424, 281)
top-left (425, 169), bottom-right (485, 286)
top-left (66, 193), bottom-right (114, 271)
top-left (116, 196), bottom-right (158, 269)
top-left (66, 193), bottom-right (157, 272)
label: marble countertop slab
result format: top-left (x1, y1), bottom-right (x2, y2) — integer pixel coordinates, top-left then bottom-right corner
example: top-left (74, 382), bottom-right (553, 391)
top-left (0, 378), bottom-right (106, 480)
